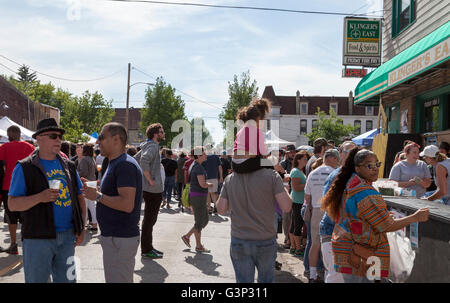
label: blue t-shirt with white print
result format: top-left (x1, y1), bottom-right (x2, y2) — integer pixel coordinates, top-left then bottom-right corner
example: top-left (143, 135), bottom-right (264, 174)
top-left (9, 159), bottom-right (83, 232)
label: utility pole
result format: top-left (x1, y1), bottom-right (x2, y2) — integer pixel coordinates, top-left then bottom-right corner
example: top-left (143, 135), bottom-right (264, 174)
top-left (125, 63), bottom-right (131, 133)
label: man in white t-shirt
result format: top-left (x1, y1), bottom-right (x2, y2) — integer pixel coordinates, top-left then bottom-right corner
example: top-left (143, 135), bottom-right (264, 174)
top-left (304, 149), bottom-right (339, 283)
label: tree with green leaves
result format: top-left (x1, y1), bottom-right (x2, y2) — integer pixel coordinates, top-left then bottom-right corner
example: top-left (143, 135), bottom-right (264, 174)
top-left (17, 65), bottom-right (37, 83)
top-left (60, 91), bottom-right (115, 143)
top-left (219, 71), bottom-right (258, 148)
top-left (306, 108), bottom-right (357, 145)
top-left (7, 75), bottom-right (71, 112)
top-left (140, 77), bottom-right (186, 147)
top-left (190, 117), bottom-right (214, 148)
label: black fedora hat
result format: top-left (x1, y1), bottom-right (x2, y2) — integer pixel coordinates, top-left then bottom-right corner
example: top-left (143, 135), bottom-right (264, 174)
top-left (33, 118), bottom-right (65, 139)
top-left (286, 144), bottom-right (296, 152)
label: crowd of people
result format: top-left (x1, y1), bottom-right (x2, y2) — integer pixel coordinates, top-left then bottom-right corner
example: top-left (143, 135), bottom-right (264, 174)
top-left (0, 96), bottom-right (447, 283)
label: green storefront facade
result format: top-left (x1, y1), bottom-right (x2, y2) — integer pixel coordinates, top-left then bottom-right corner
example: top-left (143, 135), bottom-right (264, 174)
top-left (354, 21), bottom-right (450, 144)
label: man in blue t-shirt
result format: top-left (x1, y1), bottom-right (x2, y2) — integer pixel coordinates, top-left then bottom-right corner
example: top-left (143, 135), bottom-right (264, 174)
top-left (201, 145), bottom-right (223, 214)
top-left (84, 122), bottom-right (143, 283)
top-left (8, 118), bottom-right (86, 283)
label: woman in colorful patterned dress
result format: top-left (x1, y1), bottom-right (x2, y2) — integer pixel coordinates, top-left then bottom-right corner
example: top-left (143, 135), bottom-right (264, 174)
top-left (321, 148), bottom-right (429, 283)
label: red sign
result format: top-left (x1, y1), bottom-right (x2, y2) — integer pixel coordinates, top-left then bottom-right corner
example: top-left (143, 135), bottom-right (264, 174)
top-left (342, 68), bottom-right (367, 78)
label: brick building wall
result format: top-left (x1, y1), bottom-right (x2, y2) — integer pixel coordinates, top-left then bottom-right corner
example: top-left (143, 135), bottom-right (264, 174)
top-left (0, 76), bottom-right (60, 130)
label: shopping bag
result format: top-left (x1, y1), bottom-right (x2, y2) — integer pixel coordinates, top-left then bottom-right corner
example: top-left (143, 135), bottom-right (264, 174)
top-left (387, 232), bottom-right (416, 283)
top-left (182, 184), bottom-right (190, 207)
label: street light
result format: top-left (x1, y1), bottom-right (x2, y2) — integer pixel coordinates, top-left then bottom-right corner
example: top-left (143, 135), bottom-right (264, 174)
top-left (125, 63), bottom-right (155, 133)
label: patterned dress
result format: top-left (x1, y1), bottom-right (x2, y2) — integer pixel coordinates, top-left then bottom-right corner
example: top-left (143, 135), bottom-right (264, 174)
top-left (332, 173), bottom-right (395, 278)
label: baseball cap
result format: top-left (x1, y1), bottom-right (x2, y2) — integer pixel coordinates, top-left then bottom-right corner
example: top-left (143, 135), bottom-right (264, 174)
top-left (420, 145), bottom-right (439, 157)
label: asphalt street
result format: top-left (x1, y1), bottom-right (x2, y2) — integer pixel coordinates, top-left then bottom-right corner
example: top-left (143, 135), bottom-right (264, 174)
top-left (0, 202), bottom-right (307, 283)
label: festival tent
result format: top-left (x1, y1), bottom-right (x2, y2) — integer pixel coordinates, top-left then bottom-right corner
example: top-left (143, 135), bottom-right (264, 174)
top-left (352, 128), bottom-right (380, 146)
top-left (82, 133), bottom-right (98, 144)
top-left (297, 145), bottom-right (314, 154)
top-left (0, 116), bottom-right (34, 142)
top-left (265, 130), bottom-right (296, 148)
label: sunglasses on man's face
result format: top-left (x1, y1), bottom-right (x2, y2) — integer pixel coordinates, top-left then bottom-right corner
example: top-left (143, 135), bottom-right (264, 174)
top-left (40, 133), bottom-right (63, 140)
top-left (359, 162), bottom-right (382, 170)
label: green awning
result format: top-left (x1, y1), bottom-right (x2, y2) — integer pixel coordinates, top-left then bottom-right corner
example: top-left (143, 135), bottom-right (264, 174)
top-left (354, 21), bottom-right (450, 105)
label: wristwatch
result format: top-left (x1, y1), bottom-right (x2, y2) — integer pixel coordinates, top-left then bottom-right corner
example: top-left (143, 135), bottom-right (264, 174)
top-left (96, 192), bottom-right (103, 202)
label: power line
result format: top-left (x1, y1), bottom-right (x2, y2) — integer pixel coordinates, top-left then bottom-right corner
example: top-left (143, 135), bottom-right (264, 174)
top-left (132, 66), bottom-right (224, 110)
top-left (0, 54), bottom-right (126, 82)
top-left (101, 0), bottom-right (384, 17)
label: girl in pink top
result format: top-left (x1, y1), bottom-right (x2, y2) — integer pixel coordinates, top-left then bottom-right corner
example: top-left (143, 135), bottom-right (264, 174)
top-left (233, 97), bottom-right (270, 157)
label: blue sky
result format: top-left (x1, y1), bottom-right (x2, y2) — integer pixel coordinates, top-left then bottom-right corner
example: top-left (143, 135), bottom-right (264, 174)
top-left (0, 0), bottom-right (383, 144)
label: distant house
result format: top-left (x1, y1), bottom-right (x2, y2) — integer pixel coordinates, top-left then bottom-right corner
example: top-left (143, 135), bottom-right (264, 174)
top-left (111, 107), bottom-right (143, 145)
top-left (0, 76), bottom-right (60, 130)
top-left (262, 85), bottom-right (379, 146)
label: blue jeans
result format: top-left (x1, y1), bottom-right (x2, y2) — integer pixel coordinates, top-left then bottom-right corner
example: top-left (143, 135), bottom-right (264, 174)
top-left (163, 176), bottom-right (175, 203)
top-left (303, 221), bottom-right (324, 272)
top-left (22, 229), bottom-right (76, 283)
top-left (230, 237), bottom-right (277, 283)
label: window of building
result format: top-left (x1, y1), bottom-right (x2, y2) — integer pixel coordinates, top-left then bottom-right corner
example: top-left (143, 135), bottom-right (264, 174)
top-left (366, 106), bottom-right (374, 116)
top-left (366, 120), bottom-right (373, 132)
top-left (312, 119), bottom-right (318, 129)
top-left (330, 102), bottom-right (338, 114)
top-left (300, 103), bottom-right (308, 115)
top-left (424, 98), bottom-right (440, 132)
top-left (354, 120), bottom-right (361, 135)
top-left (392, 0), bottom-right (416, 37)
top-left (300, 119), bottom-right (307, 134)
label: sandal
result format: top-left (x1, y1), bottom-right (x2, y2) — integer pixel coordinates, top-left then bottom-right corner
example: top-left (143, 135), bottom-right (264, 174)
top-left (195, 246), bottom-right (210, 253)
top-left (181, 235), bottom-right (191, 248)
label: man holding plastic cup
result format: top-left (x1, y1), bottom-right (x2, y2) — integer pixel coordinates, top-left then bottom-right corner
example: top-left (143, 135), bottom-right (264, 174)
top-left (8, 118), bottom-right (86, 283)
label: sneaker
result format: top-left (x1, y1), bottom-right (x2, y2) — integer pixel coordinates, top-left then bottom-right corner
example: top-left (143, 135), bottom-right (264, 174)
top-left (289, 248), bottom-right (295, 255)
top-left (213, 207), bottom-right (217, 214)
top-left (293, 249), bottom-right (304, 257)
top-left (152, 248), bottom-right (164, 255)
top-left (4, 243), bottom-right (18, 255)
top-left (141, 250), bottom-right (163, 259)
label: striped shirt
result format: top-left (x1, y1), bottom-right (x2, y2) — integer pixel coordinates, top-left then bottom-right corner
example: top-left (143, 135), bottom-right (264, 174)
top-left (332, 173), bottom-right (395, 277)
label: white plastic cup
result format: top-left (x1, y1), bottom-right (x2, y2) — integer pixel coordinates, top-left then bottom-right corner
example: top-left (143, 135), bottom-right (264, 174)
top-left (49, 180), bottom-right (61, 190)
top-left (86, 181), bottom-right (97, 188)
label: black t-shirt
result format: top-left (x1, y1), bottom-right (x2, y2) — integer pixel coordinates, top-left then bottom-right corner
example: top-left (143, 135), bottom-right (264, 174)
top-left (220, 157), bottom-right (231, 179)
top-left (161, 158), bottom-right (178, 177)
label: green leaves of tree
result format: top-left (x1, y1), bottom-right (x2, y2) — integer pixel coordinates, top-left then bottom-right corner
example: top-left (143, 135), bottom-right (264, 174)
top-left (140, 77), bottom-right (187, 147)
top-left (219, 71), bottom-right (258, 147)
top-left (306, 108), bottom-right (357, 145)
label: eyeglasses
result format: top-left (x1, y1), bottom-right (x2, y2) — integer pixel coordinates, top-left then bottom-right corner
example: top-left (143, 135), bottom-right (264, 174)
top-left (40, 133), bottom-right (63, 140)
top-left (359, 162), bottom-right (382, 170)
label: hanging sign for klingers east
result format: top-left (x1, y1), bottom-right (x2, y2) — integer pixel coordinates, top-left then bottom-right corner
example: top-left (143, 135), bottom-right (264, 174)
top-left (343, 17), bottom-right (382, 67)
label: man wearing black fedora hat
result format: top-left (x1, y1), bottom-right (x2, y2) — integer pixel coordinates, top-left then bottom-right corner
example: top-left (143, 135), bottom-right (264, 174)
top-left (8, 118), bottom-right (86, 283)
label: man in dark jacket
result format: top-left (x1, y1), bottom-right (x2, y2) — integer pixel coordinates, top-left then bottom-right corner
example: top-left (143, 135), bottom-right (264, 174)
top-left (8, 118), bottom-right (86, 283)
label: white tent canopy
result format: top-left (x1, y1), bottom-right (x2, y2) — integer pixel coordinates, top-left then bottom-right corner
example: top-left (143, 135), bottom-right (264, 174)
top-left (82, 133), bottom-right (97, 144)
top-left (265, 130), bottom-right (296, 147)
top-left (0, 116), bottom-right (34, 142)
